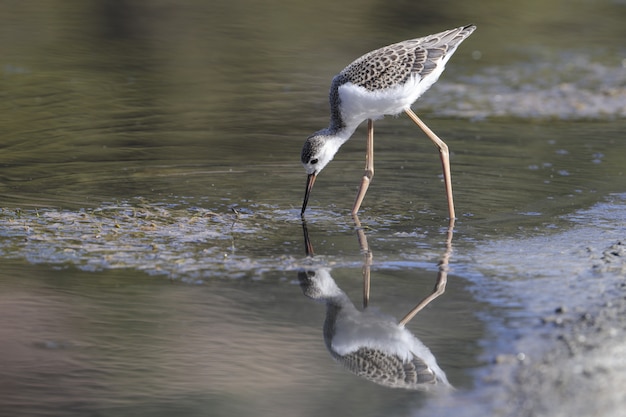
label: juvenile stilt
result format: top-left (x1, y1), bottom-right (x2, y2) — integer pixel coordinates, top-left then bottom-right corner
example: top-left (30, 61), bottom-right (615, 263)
top-left (300, 24), bottom-right (475, 218)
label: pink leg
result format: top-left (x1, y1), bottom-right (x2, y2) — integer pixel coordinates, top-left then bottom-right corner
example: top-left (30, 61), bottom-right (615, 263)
top-left (404, 109), bottom-right (456, 220)
top-left (351, 119), bottom-right (374, 215)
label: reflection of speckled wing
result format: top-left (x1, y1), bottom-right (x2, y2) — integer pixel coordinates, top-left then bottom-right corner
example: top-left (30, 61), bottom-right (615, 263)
top-left (339, 25), bottom-right (475, 91)
top-left (337, 347), bottom-right (437, 389)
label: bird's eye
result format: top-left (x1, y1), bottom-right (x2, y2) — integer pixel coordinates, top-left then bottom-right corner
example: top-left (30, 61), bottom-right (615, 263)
top-left (310, 158), bottom-right (318, 165)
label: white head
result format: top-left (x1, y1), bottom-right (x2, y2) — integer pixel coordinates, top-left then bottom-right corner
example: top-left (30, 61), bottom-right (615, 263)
top-left (298, 268), bottom-right (345, 300)
top-left (300, 131), bottom-right (343, 215)
top-left (301, 133), bottom-right (340, 175)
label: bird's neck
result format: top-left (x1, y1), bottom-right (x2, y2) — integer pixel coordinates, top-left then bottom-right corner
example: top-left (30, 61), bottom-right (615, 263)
top-left (324, 117), bottom-right (359, 149)
top-left (328, 74), bottom-right (346, 132)
top-left (327, 73), bottom-right (361, 143)
top-left (326, 110), bottom-right (358, 143)
top-left (318, 124), bottom-right (357, 148)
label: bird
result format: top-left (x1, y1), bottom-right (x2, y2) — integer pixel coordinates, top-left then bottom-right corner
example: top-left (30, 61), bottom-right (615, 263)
top-left (300, 24), bottom-right (476, 219)
top-left (298, 268), bottom-right (451, 390)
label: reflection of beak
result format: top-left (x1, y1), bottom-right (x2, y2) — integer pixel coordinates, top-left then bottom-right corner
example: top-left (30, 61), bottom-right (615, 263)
top-left (301, 173), bottom-right (316, 216)
top-left (301, 220), bottom-right (314, 256)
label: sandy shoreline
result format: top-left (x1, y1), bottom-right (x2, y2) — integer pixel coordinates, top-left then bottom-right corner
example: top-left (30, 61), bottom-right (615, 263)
top-left (485, 211), bottom-right (623, 416)
top-left (425, 195), bottom-right (626, 416)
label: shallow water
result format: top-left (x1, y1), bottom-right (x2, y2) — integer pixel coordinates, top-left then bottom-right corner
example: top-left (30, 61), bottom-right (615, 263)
top-left (1, 1), bottom-right (625, 416)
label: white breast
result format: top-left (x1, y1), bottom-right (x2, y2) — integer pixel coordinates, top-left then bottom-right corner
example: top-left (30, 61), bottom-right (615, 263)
top-left (337, 56), bottom-right (450, 129)
top-left (331, 308), bottom-right (416, 361)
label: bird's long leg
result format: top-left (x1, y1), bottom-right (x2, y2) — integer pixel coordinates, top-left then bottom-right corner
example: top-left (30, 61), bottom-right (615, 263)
top-left (398, 218), bottom-right (455, 326)
top-left (351, 119), bottom-right (374, 216)
top-left (404, 109), bottom-right (456, 220)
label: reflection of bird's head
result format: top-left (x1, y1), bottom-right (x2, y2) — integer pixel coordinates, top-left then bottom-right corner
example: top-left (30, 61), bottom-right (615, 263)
top-left (298, 268), bottom-right (343, 300)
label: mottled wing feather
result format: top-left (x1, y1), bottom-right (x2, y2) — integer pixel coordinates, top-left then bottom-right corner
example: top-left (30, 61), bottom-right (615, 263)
top-left (338, 25), bottom-right (475, 91)
top-left (337, 347), bottom-right (437, 389)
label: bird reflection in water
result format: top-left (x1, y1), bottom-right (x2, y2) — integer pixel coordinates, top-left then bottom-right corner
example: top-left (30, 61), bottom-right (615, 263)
top-left (299, 217), bottom-right (454, 391)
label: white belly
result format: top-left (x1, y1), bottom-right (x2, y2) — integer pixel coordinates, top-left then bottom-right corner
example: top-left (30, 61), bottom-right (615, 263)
top-left (337, 65), bottom-right (446, 128)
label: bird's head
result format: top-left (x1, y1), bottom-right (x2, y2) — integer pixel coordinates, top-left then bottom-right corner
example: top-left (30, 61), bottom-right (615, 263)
top-left (301, 133), bottom-right (336, 175)
top-left (300, 132), bottom-right (342, 215)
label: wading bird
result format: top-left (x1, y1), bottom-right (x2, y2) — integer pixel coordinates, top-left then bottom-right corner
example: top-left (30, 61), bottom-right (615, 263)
top-left (300, 25), bottom-right (476, 218)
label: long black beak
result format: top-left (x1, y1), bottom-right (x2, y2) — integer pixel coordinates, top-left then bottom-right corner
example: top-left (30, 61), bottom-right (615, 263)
top-left (301, 173), bottom-right (316, 216)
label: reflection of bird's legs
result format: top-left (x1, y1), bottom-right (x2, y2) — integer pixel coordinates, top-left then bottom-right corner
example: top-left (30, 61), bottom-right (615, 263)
top-left (352, 213), bottom-right (373, 308)
top-left (399, 218), bottom-right (455, 326)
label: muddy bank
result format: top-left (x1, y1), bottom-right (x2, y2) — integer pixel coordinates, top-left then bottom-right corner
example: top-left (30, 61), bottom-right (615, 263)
top-left (510, 265), bottom-right (626, 417)
top-left (427, 194), bottom-right (626, 416)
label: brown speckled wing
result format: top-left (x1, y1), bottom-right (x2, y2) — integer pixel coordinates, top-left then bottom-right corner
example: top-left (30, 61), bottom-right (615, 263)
top-left (339, 25), bottom-right (475, 91)
top-left (336, 347), bottom-right (437, 389)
